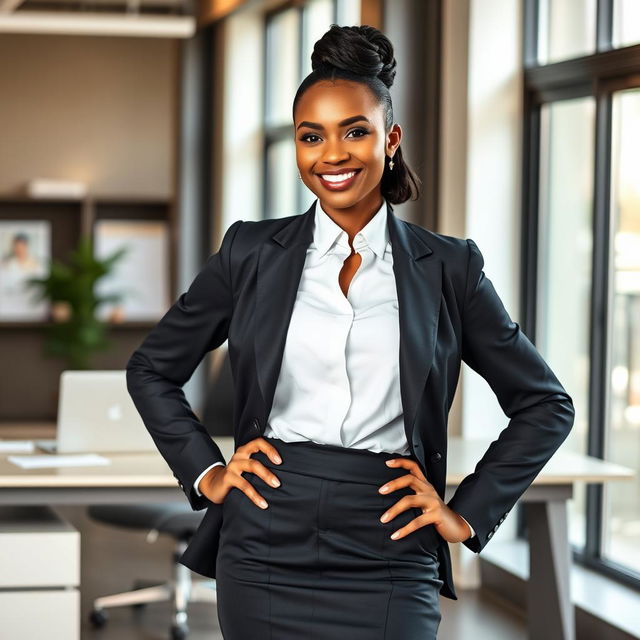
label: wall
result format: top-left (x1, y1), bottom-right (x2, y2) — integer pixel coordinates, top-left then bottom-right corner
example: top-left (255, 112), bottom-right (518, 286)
top-left (0, 34), bottom-right (177, 197)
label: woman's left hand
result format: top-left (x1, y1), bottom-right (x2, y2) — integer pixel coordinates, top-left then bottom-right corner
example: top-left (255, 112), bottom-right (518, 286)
top-left (379, 458), bottom-right (473, 544)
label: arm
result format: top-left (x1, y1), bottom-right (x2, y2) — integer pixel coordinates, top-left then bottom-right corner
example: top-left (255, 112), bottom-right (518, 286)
top-left (446, 238), bottom-right (575, 553)
top-left (126, 219), bottom-right (243, 511)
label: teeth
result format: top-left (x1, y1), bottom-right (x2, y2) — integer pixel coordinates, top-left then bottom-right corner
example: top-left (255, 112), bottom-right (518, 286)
top-left (321, 171), bottom-right (357, 183)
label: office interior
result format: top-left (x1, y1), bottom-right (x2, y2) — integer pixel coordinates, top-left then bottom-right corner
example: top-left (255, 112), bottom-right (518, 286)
top-left (0, 0), bottom-right (638, 638)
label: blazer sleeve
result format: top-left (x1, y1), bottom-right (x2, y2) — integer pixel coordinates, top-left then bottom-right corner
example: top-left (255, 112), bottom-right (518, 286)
top-left (446, 238), bottom-right (575, 553)
top-left (126, 219), bottom-right (243, 511)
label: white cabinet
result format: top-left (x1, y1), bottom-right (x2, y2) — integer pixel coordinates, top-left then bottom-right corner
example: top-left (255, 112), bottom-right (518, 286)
top-left (0, 506), bottom-right (80, 640)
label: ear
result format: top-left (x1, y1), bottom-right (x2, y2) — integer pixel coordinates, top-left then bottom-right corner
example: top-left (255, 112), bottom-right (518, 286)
top-left (386, 122), bottom-right (402, 156)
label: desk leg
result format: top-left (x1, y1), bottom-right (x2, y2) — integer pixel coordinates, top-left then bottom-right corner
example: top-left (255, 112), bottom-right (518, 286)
top-left (525, 500), bottom-right (575, 640)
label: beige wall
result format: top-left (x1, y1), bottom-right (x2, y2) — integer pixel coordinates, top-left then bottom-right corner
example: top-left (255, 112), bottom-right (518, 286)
top-left (0, 34), bottom-right (177, 197)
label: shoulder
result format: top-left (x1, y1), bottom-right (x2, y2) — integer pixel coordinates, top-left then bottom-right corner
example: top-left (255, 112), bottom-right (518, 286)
top-left (400, 221), bottom-right (485, 301)
top-left (402, 220), bottom-right (472, 263)
top-left (227, 214), bottom-right (300, 249)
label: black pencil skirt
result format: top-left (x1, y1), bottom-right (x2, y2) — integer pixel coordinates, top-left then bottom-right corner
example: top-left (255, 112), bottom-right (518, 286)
top-left (215, 436), bottom-right (444, 639)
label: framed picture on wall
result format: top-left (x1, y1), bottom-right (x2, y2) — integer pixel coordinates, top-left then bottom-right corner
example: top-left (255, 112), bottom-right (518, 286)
top-left (0, 220), bottom-right (51, 321)
top-left (93, 219), bottom-right (170, 322)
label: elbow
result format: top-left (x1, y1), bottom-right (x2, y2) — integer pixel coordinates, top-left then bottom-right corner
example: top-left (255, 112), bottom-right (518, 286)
top-left (558, 392), bottom-right (575, 439)
top-left (125, 349), bottom-right (149, 395)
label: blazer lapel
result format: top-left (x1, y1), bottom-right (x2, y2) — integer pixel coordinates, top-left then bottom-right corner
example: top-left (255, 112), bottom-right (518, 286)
top-left (386, 202), bottom-right (442, 445)
top-left (254, 200), bottom-right (317, 418)
top-left (254, 199), bottom-right (442, 448)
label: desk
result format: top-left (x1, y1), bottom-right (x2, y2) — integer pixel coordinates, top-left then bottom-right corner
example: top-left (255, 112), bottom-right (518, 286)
top-left (447, 438), bottom-right (635, 640)
top-left (0, 424), bottom-right (635, 640)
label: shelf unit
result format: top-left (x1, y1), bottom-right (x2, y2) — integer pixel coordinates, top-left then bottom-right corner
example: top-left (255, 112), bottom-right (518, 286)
top-left (0, 194), bottom-right (175, 421)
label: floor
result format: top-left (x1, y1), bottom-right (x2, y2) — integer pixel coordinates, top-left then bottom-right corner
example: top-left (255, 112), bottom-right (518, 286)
top-left (55, 505), bottom-right (527, 639)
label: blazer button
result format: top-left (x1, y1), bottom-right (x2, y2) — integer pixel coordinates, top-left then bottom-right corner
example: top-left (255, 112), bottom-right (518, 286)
top-left (431, 452), bottom-right (442, 462)
top-left (252, 417), bottom-right (261, 433)
top-left (487, 531), bottom-right (493, 539)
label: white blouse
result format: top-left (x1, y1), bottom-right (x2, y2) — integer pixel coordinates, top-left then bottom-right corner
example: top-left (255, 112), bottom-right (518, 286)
top-left (265, 197), bottom-right (408, 453)
top-left (194, 198), bottom-right (475, 538)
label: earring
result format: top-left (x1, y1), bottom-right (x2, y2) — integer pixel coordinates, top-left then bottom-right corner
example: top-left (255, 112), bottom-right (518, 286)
top-left (298, 172), bottom-right (302, 180)
top-left (388, 156), bottom-right (394, 170)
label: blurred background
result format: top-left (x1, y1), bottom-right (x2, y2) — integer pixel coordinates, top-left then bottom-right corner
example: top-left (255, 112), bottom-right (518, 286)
top-left (0, 0), bottom-right (638, 638)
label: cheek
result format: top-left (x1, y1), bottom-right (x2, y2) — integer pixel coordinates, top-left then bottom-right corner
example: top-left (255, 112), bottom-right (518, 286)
top-left (296, 145), bottom-right (318, 168)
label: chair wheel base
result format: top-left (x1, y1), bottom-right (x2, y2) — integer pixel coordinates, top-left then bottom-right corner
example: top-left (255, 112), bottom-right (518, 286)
top-left (171, 623), bottom-right (189, 639)
top-left (89, 609), bottom-right (108, 628)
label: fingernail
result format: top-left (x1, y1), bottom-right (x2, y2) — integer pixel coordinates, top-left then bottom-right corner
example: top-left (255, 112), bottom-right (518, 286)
top-left (386, 460), bottom-right (394, 465)
top-left (379, 485), bottom-right (388, 493)
top-left (274, 455), bottom-right (282, 464)
top-left (380, 513), bottom-right (389, 522)
top-left (390, 531), bottom-right (399, 540)
top-left (271, 477), bottom-right (280, 487)
top-left (259, 499), bottom-right (268, 508)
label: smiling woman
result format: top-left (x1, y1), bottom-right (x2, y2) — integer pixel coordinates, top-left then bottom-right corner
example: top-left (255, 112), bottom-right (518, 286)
top-left (212, 24), bottom-right (453, 640)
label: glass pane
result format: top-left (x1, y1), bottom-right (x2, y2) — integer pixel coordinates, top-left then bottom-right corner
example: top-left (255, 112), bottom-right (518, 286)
top-left (266, 137), bottom-right (297, 219)
top-left (301, 0), bottom-right (335, 80)
top-left (613, 0), bottom-right (640, 48)
top-left (266, 8), bottom-right (300, 127)
top-left (537, 97), bottom-right (596, 549)
top-left (538, 0), bottom-right (597, 64)
top-left (336, 0), bottom-right (361, 25)
top-left (602, 88), bottom-right (640, 573)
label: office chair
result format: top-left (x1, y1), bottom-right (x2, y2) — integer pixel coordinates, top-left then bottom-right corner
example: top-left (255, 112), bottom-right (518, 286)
top-left (88, 346), bottom-right (234, 640)
top-left (87, 502), bottom-right (215, 640)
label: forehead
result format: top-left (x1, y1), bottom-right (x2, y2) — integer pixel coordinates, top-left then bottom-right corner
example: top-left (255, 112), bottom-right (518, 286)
top-left (295, 80), bottom-right (382, 124)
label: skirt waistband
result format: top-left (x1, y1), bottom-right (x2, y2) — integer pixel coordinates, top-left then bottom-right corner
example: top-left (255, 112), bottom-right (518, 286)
top-left (251, 436), bottom-right (417, 486)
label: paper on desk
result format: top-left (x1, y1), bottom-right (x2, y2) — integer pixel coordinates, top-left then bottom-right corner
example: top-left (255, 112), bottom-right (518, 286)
top-left (8, 453), bottom-right (111, 469)
top-left (0, 440), bottom-right (36, 453)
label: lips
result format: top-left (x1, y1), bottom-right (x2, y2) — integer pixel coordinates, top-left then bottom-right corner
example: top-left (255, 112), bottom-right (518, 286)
top-left (316, 168), bottom-right (362, 191)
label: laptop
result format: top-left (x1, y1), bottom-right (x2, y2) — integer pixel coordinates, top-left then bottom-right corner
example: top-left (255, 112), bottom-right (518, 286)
top-left (35, 370), bottom-right (156, 454)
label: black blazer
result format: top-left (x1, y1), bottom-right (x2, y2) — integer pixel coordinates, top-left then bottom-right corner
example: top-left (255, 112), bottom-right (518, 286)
top-left (125, 199), bottom-right (574, 600)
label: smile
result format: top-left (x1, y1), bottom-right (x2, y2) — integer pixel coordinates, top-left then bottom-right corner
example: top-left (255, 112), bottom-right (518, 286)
top-left (317, 169), bottom-right (362, 191)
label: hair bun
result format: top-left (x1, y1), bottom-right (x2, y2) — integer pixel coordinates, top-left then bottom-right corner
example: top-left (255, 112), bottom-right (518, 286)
top-left (311, 24), bottom-right (397, 89)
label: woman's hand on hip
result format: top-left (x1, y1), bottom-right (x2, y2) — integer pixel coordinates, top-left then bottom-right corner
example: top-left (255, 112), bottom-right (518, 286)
top-left (378, 458), bottom-right (474, 543)
top-left (200, 437), bottom-right (282, 508)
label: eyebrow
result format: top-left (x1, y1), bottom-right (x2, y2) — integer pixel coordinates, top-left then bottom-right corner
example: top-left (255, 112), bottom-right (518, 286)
top-left (296, 115), bottom-right (371, 131)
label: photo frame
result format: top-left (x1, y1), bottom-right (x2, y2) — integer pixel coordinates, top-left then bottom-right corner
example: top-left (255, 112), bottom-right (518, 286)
top-left (0, 220), bottom-right (51, 321)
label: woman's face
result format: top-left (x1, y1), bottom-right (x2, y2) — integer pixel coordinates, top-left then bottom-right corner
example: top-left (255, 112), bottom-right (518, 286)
top-left (293, 79), bottom-right (401, 213)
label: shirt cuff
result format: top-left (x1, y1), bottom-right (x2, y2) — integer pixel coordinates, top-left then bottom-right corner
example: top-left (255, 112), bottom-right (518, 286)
top-left (460, 515), bottom-right (476, 539)
top-left (193, 461), bottom-right (226, 497)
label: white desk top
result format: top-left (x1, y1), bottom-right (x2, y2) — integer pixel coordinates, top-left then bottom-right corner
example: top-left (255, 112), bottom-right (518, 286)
top-left (0, 425), bottom-right (634, 488)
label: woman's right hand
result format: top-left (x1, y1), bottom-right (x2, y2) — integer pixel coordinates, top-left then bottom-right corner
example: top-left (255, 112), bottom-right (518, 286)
top-left (199, 437), bottom-right (283, 508)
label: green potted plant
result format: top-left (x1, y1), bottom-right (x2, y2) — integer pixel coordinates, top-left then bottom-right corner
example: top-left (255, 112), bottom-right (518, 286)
top-left (26, 234), bottom-right (128, 370)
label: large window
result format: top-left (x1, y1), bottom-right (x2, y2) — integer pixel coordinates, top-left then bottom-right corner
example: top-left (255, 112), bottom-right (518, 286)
top-left (524, 0), bottom-right (640, 588)
top-left (262, 0), bottom-right (360, 219)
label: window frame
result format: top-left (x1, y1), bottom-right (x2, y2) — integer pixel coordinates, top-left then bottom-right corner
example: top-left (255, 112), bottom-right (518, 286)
top-left (522, 0), bottom-right (640, 591)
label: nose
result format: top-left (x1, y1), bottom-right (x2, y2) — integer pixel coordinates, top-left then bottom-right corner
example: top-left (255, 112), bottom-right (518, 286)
top-left (321, 138), bottom-right (350, 164)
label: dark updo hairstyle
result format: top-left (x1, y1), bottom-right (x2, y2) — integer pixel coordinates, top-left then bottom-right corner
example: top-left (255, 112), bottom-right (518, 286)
top-left (292, 24), bottom-right (421, 205)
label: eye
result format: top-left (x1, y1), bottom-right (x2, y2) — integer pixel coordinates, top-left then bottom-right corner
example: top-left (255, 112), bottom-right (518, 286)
top-left (347, 127), bottom-right (370, 138)
top-left (299, 133), bottom-right (321, 143)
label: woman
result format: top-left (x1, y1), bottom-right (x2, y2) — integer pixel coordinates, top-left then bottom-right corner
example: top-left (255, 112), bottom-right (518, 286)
top-left (126, 24), bottom-right (575, 639)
